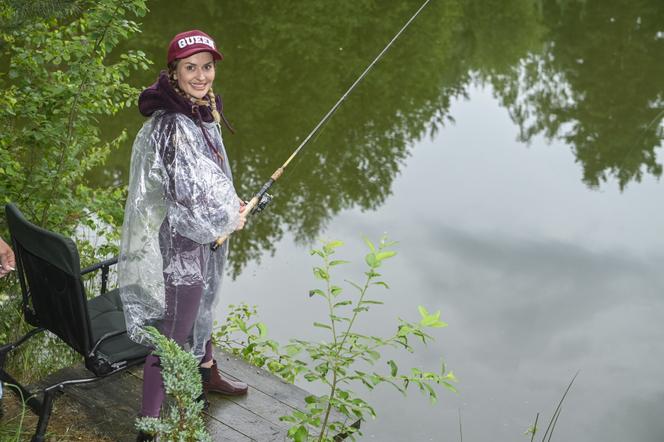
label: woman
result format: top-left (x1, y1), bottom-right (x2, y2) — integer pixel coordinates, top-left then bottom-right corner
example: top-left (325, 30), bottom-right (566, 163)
top-left (118, 30), bottom-right (247, 441)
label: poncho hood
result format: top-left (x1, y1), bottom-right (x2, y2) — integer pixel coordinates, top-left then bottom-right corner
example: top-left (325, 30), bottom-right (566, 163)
top-left (138, 71), bottom-right (219, 123)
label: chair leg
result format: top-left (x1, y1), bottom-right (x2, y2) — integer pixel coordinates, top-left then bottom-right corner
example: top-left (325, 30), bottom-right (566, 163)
top-left (31, 389), bottom-right (57, 442)
top-left (0, 369), bottom-right (42, 413)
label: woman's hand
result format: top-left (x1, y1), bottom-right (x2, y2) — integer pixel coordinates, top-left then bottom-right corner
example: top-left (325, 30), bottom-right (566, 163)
top-left (235, 200), bottom-right (248, 231)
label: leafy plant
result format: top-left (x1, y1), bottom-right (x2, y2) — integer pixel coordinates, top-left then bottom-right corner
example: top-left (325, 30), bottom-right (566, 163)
top-left (215, 237), bottom-right (456, 441)
top-left (278, 236), bottom-right (457, 441)
top-left (135, 326), bottom-right (211, 442)
top-left (212, 303), bottom-right (303, 383)
top-left (0, 0), bottom-right (150, 255)
top-left (0, 0), bottom-right (151, 382)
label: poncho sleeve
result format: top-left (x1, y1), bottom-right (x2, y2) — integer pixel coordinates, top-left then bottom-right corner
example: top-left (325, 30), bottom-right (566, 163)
top-left (155, 114), bottom-right (240, 244)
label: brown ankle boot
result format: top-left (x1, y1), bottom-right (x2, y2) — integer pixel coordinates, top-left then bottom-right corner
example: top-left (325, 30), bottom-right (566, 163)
top-left (200, 359), bottom-right (248, 396)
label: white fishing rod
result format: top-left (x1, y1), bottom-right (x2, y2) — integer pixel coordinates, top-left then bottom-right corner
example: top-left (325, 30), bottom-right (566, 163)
top-left (213, 0), bottom-right (432, 250)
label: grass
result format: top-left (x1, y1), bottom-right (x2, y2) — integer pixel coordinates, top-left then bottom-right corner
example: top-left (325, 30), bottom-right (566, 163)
top-left (527, 371), bottom-right (580, 442)
top-left (0, 389), bottom-right (113, 442)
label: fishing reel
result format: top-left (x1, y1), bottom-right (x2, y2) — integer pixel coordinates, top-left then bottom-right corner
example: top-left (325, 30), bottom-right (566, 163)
top-left (251, 192), bottom-right (272, 215)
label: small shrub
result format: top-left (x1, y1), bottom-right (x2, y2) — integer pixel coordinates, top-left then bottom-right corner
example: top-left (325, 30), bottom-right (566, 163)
top-left (215, 236), bottom-right (457, 441)
top-left (135, 327), bottom-right (211, 442)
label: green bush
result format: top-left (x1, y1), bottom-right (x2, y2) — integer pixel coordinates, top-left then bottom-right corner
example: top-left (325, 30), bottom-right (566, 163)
top-left (0, 0), bottom-right (151, 381)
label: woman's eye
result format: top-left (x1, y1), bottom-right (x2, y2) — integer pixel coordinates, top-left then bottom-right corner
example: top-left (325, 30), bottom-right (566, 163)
top-left (187, 65), bottom-right (195, 71)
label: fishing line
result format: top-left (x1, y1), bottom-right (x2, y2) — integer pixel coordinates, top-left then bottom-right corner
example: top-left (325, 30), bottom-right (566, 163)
top-left (213, 0), bottom-right (432, 250)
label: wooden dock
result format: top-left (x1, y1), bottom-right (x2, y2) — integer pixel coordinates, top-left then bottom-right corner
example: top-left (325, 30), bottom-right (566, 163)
top-left (36, 350), bottom-right (359, 441)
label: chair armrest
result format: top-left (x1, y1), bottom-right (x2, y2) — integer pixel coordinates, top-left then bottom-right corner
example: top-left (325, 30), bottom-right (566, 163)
top-left (81, 256), bottom-right (119, 276)
top-left (81, 256), bottom-right (118, 294)
top-left (88, 329), bottom-right (126, 359)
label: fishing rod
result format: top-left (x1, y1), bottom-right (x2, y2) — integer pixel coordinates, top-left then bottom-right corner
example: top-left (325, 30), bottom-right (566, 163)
top-left (212, 0), bottom-right (432, 251)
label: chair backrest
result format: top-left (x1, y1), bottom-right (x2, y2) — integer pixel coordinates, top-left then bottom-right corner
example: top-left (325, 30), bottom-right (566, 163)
top-left (5, 204), bottom-right (93, 357)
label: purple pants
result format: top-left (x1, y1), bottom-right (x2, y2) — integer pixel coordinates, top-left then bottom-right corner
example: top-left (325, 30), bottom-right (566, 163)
top-left (140, 284), bottom-right (214, 417)
top-left (141, 221), bottom-right (215, 417)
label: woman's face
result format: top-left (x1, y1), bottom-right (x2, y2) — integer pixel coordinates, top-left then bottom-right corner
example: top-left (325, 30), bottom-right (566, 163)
top-left (176, 51), bottom-right (216, 99)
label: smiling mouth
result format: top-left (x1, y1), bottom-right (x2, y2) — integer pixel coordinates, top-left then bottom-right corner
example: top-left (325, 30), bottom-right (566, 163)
top-left (190, 83), bottom-right (208, 89)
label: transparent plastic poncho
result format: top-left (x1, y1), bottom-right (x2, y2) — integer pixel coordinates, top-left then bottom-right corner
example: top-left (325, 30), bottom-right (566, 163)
top-left (119, 111), bottom-right (240, 359)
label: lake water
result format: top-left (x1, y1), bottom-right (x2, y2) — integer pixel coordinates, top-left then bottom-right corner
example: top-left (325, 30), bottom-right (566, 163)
top-left (103, 0), bottom-right (664, 440)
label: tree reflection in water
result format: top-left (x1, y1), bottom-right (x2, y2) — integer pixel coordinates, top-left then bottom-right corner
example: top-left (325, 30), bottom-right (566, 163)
top-left (489, 0), bottom-right (664, 189)
top-left (94, 0), bottom-right (662, 274)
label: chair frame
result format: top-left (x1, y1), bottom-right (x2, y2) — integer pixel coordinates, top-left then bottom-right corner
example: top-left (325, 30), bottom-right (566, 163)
top-left (0, 205), bottom-right (148, 442)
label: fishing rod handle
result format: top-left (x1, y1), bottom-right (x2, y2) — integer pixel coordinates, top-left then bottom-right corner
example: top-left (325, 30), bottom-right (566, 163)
top-left (211, 196), bottom-right (259, 251)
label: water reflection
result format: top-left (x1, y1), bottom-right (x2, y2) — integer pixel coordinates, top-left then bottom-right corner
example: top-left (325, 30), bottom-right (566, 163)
top-left (489, 0), bottom-right (664, 189)
top-left (94, 0), bottom-right (662, 274)
top-left (99, 0), bottom-right (470, 275)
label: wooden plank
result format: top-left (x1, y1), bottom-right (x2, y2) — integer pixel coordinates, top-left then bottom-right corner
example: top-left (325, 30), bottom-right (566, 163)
top-left (29, 349), bottom-right (359, 441)
top-left (206, 418), bottom-right (254, 442)
top-left (214, 352), bottom-right (360, 430)
top-left (209, 385), bottom-right (292, 431)
top-left (128, 361), bottom-right (294, 435)
top-left (214, 353), bottom-right (309, 410)
top-left (33, 364), bottom-right (253, 441)
top-left (206, 396), bottom-right (285, 441)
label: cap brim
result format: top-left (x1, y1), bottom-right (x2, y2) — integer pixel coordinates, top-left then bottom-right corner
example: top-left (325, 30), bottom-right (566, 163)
top-left (175, 47), bottom-right (223, 62)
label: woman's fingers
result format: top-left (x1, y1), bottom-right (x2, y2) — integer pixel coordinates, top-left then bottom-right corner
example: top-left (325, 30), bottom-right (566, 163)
top-left (236, 212), bottom-right (247, 230)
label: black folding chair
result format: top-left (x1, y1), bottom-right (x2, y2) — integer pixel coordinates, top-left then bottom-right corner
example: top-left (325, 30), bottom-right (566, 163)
top-left (0, 203), bottom-right (150, 442)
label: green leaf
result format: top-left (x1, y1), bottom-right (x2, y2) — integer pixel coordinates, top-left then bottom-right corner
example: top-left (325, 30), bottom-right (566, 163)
top-left (329, 259), bottom-right (350, 266)
top-left (323, 240), bottom-right (344, 253)
top-left (313, 322), bottom-right (332, 330)
top-left (310, 248), bottom-right (324, 257)
top-left (376, 251), bottom-right (397, 261)
top-left (291, 425), bottom-right (308, 442)
top-left (420, 309), bottom-right (447, 327)
top-left (309, 289), bottom-right (325, 298)
top-left (365, 253), bottom-right (378, 268)
top-left (361, 300), bottom-right (384, 305)
top-left (363, 237), bottom-right (376, 252)
top-left (334, 300), bottom-right (352, 307)
top-left (313, 267), bottom-right (329, 281)
top-left (418, 305), bottom-right (430, 318)
top-left (388, 360), bottom-right (398, 377)
top-left (256, 322), bottom-right (267, 338)
top-left (367, 350), bottom-right (380, 361)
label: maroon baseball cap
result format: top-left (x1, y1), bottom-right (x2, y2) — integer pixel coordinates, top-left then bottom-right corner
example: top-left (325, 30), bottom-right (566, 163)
top-left (167, 30), bottom-right (223, 65)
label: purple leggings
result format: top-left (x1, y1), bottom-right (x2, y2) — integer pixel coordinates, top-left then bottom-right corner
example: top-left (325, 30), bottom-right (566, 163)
top-left (141, 281), bottom-right (214, 417)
